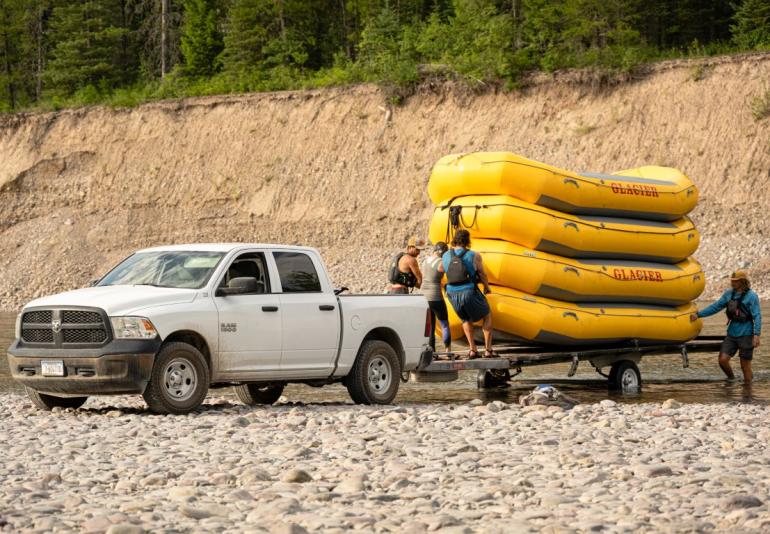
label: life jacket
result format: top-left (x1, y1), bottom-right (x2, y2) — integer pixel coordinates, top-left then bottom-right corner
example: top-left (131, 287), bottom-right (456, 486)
top-left (726, 290), bottom-right (753, 324)
top-left (446, 249), bottom-right (474, 286)
top-left (388, 252), bottom-right (417, 287)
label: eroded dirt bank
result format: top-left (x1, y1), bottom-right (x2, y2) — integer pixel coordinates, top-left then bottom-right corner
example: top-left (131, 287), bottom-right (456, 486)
top-left (1, 54), bottom-right (769, 310)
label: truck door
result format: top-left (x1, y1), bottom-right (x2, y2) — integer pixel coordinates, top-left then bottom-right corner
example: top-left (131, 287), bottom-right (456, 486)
top-left (272, 251), bottom-right (341, 375)
top-left (213, 251), bottom-right (282, 375)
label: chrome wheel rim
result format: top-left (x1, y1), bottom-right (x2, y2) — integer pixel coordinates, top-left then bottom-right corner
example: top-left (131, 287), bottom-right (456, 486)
top-left (620, 368), bottom-right (639, 392)
top-left (164, 357), bottom-right (197, 401)
top-left (368, 356), bottom-right (392, 395)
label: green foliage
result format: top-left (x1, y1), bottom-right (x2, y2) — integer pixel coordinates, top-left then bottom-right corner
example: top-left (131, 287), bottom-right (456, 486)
top-left (44, 1), bottom-right (129, 96)
top-left (1, 0), bottom-right (770, 112)
top-left (732, 0), bottom-right (770, 49)
top-left (180, 0), bottom-right (224, 76)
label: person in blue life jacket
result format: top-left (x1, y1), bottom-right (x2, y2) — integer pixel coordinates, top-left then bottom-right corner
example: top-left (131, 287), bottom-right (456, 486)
top-left (691, 270), bottom-right (762, 383)
top-left (438, 230), bottom-right (495, 359)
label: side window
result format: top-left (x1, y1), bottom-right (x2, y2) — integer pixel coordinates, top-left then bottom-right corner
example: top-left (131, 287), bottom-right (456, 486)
top-left (274, 252), bottom-right (322, 293)
top-left (219, 253), bottom-right (270, 294)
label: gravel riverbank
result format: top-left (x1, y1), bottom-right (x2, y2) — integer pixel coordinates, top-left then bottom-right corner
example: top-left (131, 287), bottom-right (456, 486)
top-left (1, 394), bottom-right (769, 533)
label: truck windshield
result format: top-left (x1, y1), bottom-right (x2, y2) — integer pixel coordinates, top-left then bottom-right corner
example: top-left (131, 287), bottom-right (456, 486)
top-left (97, 252), bottom-right (225, 289)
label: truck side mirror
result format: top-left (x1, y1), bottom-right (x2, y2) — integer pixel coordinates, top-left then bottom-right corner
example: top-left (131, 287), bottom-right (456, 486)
top-left (216, 277), bottom-right (259, 297)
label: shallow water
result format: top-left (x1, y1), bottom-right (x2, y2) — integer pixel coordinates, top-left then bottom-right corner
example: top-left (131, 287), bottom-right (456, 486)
top-left (2, 305), bottom-right (768, 405)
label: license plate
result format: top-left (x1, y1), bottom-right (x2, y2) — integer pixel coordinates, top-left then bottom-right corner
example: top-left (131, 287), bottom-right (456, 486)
top-left (41, 360), bottom-right (64, 377)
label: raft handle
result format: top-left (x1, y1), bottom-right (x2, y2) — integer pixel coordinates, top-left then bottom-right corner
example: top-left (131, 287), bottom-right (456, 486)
top-left (562, 312), bottom-right (579, 320)
top-left (563, 178), bottom-right (580, 188)
top-left (563, 222), bottom-right (579, 232)
top-left (563, 266), bottom-right (580, 276)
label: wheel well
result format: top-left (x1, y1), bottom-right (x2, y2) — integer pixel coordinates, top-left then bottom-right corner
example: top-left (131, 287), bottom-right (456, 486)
top-left (163, 330), bottom-right (212, 370)
top-left (362, 327), bottom-right (405, 368)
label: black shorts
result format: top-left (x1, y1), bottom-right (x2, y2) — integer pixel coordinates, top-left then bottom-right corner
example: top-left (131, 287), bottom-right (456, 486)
top-left (721, 335), bottom-right (754, 361)
top-left (428, 299), bottom-right (448, 322)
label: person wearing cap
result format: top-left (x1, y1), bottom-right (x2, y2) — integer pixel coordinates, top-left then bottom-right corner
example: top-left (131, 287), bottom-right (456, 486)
top-left (692, 270), bottom-right (762, 383)
top-left (387, 237), bottom-right (425, 295)
top-left (421, 241), bottom-right (451, 353)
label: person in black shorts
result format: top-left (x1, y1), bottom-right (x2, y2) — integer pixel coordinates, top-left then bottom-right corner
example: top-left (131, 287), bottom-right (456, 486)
top-left (421, 242), bottom-right (451, 352)
top-left (692, 270), bottom-right (762, 383)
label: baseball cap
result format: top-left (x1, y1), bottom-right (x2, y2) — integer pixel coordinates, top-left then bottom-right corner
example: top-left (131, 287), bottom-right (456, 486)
top-left (730, 270), bottom-right (749, 281)
top-left (407, 237), bottom-right (426, 250)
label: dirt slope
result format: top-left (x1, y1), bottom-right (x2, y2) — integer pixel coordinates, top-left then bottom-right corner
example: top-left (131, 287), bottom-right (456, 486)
top-left (1, 53), bottom-right (769, 311)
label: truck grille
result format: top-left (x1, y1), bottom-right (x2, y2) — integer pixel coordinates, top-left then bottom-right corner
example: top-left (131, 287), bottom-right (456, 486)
top-left (21, 308), bottom-right (110, 347)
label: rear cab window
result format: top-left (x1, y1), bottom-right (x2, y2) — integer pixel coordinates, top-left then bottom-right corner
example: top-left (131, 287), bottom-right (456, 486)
top-left (273, 252), bottom-right (322, 293)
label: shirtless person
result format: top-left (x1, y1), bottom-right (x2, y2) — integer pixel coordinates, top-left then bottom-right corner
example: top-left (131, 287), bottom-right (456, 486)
top-left (387, 237), bottom-right (425, 294)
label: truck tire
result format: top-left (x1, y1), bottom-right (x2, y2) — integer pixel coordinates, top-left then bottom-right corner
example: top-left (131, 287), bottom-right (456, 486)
top-left (346, 340), bottom-right (401, 405)
top-left (234, 384), bottom-right (285, 405)
top-left (608, 360), bottom-right (642, 393)
top-left (142, 342), bottom-right (210, 415)
top-left (26, 387), bottom-right (87, 410)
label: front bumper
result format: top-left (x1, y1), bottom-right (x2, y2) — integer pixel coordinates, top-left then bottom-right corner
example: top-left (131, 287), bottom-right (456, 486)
top-left (7, 339), bottom-right (161, 395)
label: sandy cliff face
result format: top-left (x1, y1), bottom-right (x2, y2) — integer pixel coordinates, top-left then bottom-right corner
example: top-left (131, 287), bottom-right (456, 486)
top-left (1, 54), bottom-right (769, 310)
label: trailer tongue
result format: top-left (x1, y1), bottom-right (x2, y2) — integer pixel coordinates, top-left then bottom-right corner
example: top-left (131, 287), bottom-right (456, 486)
top-left (419, 335), bottom-right (724, 393)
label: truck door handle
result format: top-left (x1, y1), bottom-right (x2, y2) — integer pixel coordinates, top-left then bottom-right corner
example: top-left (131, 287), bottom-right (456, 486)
top-left (262, 306), bottom-right (279, 312)
top-left (319, 305), bottom-right (336, 311)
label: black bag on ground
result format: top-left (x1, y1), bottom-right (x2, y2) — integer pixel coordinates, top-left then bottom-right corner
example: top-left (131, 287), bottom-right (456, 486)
top-left (446, 249), bottom-right (473, 286)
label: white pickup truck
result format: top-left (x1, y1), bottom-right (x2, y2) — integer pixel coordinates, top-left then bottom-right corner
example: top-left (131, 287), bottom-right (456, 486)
top-left (7, 244), bottom-right (431, 414)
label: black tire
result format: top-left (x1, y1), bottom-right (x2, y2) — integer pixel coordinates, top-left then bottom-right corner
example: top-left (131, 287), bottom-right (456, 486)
top-left (608, 360), bottom-right (642, 393)
top-left (142, 342), bottom-right (210, 414)
top-left (477, 369), bottom-right (511, 389)
top-left (345, 340), bottom-right (401, 405)
top-left (234, 384), bottom-right (285, 405)
top-left (26, 387), bottom-right (87, 410)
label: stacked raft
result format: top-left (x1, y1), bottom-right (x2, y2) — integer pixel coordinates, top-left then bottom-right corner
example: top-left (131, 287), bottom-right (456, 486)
top-left (427, 152), bottom-right (705, 346)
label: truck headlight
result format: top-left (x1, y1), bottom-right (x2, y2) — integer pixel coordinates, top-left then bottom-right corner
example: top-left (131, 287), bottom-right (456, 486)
top-left (15, 313), bottom-right (22, 340)
top-left (110, 317), bottom-right (158, 339)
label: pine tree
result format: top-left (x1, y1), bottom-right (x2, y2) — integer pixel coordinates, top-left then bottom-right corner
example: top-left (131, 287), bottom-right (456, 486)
top-left (44, 0), bottom-right (129, 96)
top-left (180, 0), bottom-right (224, 76)
top-left (732, 0), bottom-right (770, 49)
top-left (0, 0), bottom-right (27, 109)
top-left (220, 0), bottom-right (273, 73)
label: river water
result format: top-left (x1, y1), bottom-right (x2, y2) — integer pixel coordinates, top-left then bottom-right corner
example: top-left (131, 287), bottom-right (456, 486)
top-left (2, 305), bottom-right (768, 405)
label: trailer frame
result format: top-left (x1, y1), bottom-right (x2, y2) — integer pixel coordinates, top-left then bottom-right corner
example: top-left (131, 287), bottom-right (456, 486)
top-left (418, 335), bottom-right (724, 392)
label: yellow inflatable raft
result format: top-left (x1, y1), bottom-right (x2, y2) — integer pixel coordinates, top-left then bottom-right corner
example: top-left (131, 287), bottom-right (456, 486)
top-left (429, 195), bottom-right (699, 263)
top-left (446, 285), bottom-right (702, 345)
top-left (474, 239), bottom-right (705, 306)
top-left (428, 152), bottom-right (698, 221)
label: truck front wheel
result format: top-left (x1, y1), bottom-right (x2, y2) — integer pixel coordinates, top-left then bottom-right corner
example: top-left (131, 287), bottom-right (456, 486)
top-left (346, 340), bottom-right (401, 405)
top-left (234, 384), bottom-right (285, 405)
top-left (142, 342), bottom-right (210, 415)
top-left (26, 388), bottom-right (87, 410)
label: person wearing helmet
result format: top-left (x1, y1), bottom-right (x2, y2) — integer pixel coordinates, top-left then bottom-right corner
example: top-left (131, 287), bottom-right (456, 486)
top-left (421, 241), bottom-right (451, 353)
top-left (692, 270), bottom-right (761, 383)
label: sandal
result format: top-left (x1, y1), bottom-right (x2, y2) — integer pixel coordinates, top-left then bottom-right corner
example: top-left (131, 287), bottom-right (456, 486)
top-left (464, 350), bottom-right (480, 360)
top-left (483, 350), bottom-right (499, 359)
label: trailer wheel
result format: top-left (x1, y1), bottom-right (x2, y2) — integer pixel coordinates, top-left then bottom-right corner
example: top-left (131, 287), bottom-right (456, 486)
top-left (346, 340), bottom-right (401, 405)
top-left (608, 360), bottom-right (641, 393)
top-left (477, 369), bottom-right (511, 389)
top-left (234, 384), bottom-right (285, 405)
top-left (26, 388), bottom-right (88, 411)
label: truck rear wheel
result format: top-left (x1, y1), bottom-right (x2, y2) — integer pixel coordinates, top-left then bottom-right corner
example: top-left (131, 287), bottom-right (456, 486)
top-left (26, 387), bottom-right (87, 410)
top-left (346, 340), bottom-right (401, 405)
top-left (142, 342), bottom-right (210, 414)
top-left (234, 384), bottom-right (285, 405)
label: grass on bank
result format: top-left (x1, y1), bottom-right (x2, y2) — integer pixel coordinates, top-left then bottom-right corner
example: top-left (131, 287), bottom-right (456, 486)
top-left (11, 45), bottom-right (770, 115)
